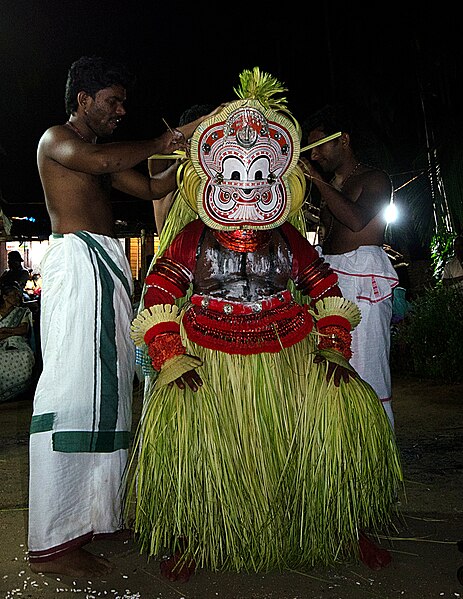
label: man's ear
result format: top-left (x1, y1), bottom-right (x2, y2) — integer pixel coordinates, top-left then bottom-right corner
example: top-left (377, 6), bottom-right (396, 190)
top-left (77, 91), bottom-right (90, 114)
top-left (341, 132), bottom-right (350, 147)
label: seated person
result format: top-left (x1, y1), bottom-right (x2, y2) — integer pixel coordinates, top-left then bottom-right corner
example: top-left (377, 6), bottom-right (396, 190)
top-left (0, 282), bottom-right (36, 402)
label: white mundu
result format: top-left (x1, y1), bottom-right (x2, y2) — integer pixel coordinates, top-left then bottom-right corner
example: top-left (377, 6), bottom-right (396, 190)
top-left (319, 245), bottom-right (398, 429)
top-left (28, 231), bottom-right (134, 562)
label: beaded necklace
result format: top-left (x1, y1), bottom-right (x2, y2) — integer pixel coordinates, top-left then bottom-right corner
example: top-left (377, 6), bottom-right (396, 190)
top-left (65, 120), bottom-right (95, 144)
top-left (331, 161), bottom-right (362, 192)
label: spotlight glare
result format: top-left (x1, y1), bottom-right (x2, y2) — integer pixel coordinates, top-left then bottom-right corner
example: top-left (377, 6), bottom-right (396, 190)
top-left (384, 202), bottom-right (398, 224)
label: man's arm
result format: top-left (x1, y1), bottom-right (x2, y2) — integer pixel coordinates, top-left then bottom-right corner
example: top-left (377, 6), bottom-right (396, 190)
top-left (111, 161), bottom-right (179, 200)
top-left (300, 158), bottom-right (391, 232)
top-left (0, 321), bottom-right (29, 339)
top-left (38, 126), bottom-right (187, 176)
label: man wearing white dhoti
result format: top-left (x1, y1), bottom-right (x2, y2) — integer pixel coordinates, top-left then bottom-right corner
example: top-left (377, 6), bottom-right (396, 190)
top-left (301, 104), bottom-right (398, 428)
top-left (28, 55), bottom-right (213, 578)
top-left (318, 246), bottom-right (398, 427)
top-left (28, 231), bottom-right (135, 561)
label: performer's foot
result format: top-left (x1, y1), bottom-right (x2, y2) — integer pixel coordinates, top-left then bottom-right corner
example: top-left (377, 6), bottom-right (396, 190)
top-left (358, 532), bottom-right (392, 570)
top-left (94, 528), bottom-right (133, 542)
top-left (160, 552), bottom-right (196, 582)
top-left (29, 547), bottom-right (113, 578)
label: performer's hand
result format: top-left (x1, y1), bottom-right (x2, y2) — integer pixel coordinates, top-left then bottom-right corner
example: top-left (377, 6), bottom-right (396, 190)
top-left (313, 354), bottom-right (357, 387)
top-left (172, 368), bottom-right (203, 392)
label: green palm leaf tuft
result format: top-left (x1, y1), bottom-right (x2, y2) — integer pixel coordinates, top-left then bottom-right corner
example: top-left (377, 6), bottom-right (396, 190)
top-left (233, 66), bottom-right (288, 112)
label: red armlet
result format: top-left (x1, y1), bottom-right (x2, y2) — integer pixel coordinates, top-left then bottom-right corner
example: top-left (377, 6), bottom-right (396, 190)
top-left (144, 321), bottom-right (181, 345)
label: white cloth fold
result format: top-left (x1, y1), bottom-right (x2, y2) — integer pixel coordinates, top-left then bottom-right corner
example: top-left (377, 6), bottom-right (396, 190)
top-left (317, 245), bottom-right (398, 428)
top-left (28, 231), bottom-right (135, 560)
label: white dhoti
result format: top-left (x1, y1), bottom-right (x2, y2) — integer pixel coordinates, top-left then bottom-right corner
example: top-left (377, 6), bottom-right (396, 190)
top-left (318, 246), bottom-right (398, 428)
top-left (28, 231), bottom-right (135, 563)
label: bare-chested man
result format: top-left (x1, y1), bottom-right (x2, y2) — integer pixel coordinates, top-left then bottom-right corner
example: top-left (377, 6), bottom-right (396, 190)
top-left (28, 56), bottom-right (216, 579)
top-left (300, 104), bottom-right (398, 431)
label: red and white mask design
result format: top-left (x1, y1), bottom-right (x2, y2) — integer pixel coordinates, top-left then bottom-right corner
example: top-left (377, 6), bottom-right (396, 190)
top-left (190, 100), bottom-right (299, 230)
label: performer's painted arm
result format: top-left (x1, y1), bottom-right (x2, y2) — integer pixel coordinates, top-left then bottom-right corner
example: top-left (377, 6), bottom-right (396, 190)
top-left (282, 222), bottom-right (360, 386)
top-left (131, 220), bottom-right (204, 391)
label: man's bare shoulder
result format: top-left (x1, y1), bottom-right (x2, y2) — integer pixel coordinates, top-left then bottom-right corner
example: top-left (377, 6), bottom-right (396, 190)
top-left (358, 164), bottom-right (392, 192)
top-left (360, 163), bottom-right (389, 178)
top-left (38, 124), bottom-right (69, 146)
top-left (38, 124), bottom-right (79, 166)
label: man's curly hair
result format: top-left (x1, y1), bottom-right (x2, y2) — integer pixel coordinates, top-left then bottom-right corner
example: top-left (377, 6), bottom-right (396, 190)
top-left (302, 103), bottom-right (386, 163)
top-left (64, 56), bottom-right (136, 115)
top-left (302, 104), bottom-right (355, 146)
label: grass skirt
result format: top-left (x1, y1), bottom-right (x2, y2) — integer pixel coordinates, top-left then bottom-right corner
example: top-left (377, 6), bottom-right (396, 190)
top-left (126, 331), bottom-right (402, 572)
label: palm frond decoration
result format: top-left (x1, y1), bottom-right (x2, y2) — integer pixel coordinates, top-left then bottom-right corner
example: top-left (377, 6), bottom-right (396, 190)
top-left (233, 66), bottom-right (288, 110)
top-left (233, 66), bottom-right (299, 134)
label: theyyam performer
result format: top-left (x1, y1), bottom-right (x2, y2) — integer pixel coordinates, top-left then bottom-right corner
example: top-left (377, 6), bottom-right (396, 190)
top-left (128, 68), bottom-right (402, 580)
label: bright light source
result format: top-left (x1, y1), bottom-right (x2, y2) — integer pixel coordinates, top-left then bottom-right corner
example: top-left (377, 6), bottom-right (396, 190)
top-left (12, 216), bottom-right (36, 222)
top-left (384, 202), bottom-right (398, 224)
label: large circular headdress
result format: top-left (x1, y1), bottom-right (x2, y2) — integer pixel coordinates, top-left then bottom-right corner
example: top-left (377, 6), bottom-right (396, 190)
top-left (184, 67), bottom-right (305, 231)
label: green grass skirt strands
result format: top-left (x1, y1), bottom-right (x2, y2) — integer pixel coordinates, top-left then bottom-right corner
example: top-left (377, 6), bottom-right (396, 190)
top-left (126, 332), bottom-right (403, 572)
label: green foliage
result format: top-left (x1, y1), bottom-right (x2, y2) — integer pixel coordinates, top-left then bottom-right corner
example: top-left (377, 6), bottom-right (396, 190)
top-left (430, 229), bottom-right (455, 280)
top-left (392, 285), bottom-right (463, 382)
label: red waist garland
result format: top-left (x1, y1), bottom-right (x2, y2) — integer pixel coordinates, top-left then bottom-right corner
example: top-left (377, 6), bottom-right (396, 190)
top-left (183, 291), bottom-right (314, 355)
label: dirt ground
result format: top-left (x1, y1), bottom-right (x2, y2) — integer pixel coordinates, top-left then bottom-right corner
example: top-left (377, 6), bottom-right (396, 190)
top-left (1, 373), bottom-right (463, 599)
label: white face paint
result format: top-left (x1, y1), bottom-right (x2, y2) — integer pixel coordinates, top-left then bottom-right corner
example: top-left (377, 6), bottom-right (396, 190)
top-left (191, 100), bottom-right (300, 230)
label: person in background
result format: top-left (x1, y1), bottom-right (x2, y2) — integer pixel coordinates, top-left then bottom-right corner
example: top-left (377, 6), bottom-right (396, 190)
top-left (442, 234), bottom-right (463, 292)
top-left (384, 245), bottom-right (412, 326)
top-left (0, 250), bottom-right (30, 289)
top-left (300, 104), bottom-right (398, 429)
top-left (28, 55), bottom-right (217, 579)
top-left (391, 263), bottom-right (412, 326)
top-left (0, 282), bottom-right (35, 402)
top-left (149, 103), bottom-right (215, 236)
top-left (24, 272), bottom-right (43, 300)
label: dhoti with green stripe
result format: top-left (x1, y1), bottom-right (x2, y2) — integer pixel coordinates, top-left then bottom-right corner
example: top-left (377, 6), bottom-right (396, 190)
top-left (28, 231), bottom-right (135, 563)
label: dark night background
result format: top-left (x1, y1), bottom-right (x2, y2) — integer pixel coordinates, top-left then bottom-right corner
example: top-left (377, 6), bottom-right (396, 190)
top-left (1, 2), bottom-right (461, 247)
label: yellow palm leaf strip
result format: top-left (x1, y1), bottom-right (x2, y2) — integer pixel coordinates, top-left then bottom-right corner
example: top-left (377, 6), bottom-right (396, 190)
top-left (130, 303), bottom-right (182, 347)
top-left (156, 353), bottom-right (202, 388)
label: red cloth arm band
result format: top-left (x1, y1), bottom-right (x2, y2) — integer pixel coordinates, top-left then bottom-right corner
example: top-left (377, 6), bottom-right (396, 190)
top-left (316, 315), bottom-right (351, 331)
top-left (143, 321), bottom-right (181, 345)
